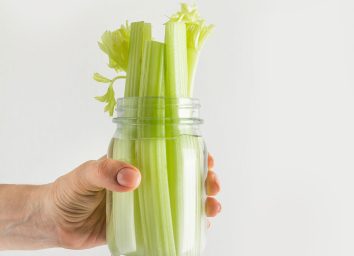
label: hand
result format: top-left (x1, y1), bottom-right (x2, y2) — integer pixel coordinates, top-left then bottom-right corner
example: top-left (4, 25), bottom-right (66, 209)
top-left (44, 154), bottom-right (221, 249)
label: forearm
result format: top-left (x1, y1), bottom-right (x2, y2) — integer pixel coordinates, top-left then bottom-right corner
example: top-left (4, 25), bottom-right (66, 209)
top-left (0, 184), bottom-right (57, 250)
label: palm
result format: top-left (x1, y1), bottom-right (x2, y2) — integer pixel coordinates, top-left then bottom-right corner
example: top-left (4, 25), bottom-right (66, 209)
top-left (50, 167), bottom-right (107, 249)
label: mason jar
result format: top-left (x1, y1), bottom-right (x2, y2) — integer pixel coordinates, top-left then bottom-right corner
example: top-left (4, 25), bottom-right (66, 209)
top-left (106, 97), bottom-right (208, 256)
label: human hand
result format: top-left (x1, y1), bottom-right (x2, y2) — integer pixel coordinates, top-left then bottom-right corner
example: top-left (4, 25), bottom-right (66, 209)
top-left (43, 154), bottom-right (221, 249)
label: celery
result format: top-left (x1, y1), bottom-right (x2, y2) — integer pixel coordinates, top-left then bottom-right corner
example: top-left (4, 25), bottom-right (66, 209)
top-left (107, 22), bottom-right (152, 256)
top-left (122, 22), bottom-right (152, 256)
top-left (94, 84), bottom-right (116, 116)
top-left (164, 5), bottom-right (213, 254)
top-left (94, 4), bottom-right (213, 255)
top-left (164, 22), bottom-right (188, 97)
top-left (125, 22), bottom-right (152, 97)
top-left (185, 23), bottom-right (214, 95)
top-left (169, 3), bottom-right (214, 95)
top-left (98, 21), bottom-right (130, 73)
top-left (108, 139), bottom-right (137, 255)
top-left (164, 21), bottom-right (188, 254)
top-left (136, 41), bottom-right (176, 255)
top-left (94, 22), bottom-right (130, 116)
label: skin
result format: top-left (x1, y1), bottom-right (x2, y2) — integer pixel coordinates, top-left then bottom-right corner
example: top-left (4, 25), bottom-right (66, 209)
top-left (0, 154), bottom-right (221, 250)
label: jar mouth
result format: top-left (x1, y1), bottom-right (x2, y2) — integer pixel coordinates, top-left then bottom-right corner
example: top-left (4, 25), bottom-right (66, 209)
top-left (113, 97), bottom-right (203, 125)
top-left (116, 97), bottom-right (201, 108)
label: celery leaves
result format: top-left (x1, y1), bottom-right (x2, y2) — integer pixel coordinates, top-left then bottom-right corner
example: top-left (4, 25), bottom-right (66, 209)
top-left (169, 3), bottom-right (214, 50)
top-left (95, 84), bottom-right (116, 116)
top-left (94, 22), bottom-right (130, 116)
top-left (93, 72), bottom-right (112, 83)
top-left (98, 22), bottom-right (130, 72)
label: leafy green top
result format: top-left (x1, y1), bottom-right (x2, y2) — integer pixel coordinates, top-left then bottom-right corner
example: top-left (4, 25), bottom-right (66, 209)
top-left (94, 22), bottom-right (130, 116)
top-left (168, 3), bottom-right (214, 50)
top-left (94, 3), bottom-right (213, 116)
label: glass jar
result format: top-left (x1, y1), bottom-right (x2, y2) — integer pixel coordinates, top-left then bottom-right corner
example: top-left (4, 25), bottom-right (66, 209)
top-left (106, 97), bottom-right (208, 256)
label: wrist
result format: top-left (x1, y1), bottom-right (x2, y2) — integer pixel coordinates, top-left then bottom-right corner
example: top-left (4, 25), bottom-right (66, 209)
top-left (32, 183), bottom-right (59, 248)
top-left (0, 184), bottom-right (59, 250)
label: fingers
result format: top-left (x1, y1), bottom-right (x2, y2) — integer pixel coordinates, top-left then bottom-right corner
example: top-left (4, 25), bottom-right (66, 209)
top-left (206, 153), bottom-right (220, 196)
top-left (205, 197), bottom-right (221, 217)
top-left (80, 158), bottom-right (141, 193)
top-left (206, 171), bottom-right (221, 196)
top-left (206, 153), bottom-right (220, 195)
top-left (206, 153), bottom-right (221, 219)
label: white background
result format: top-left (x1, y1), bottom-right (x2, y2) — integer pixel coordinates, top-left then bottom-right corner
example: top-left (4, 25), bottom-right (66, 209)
top-left (1, 0), bottom-right (354, 255)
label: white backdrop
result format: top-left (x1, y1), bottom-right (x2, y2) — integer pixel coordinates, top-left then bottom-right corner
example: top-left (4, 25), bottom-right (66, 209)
top-left (1, 0), bottom-right (354, 255)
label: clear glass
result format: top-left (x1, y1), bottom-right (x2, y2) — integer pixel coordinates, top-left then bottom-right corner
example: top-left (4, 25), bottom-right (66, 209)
top-left (106, 97), bottom-right (208, 256)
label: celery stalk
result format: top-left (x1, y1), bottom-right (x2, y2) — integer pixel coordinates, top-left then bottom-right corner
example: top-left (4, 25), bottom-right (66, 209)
top-left (164, 22), bottom-right (188, 97)
top-left (164, 21), bottom-right (189, 254)
top-left (125, 22), bottom-right (152, 97)
top-left (139, 41), bottom-right (165, 97)
top-left (136, 41), bottom-right (176, 255)
top-left (164, 15), bottom-right (212, 254)
top-left (168, 3), bottom-right (214, 96)
top-left (123, 22), bottom-right (152, 255)
top-left (185, 23), bottom-right (214, 96)
top-left (108, 139), bottom-right (137, 255)
top-left (186, 49), bottom-right (199, 96)
top-left (107, 21), bottom-right (151, 256)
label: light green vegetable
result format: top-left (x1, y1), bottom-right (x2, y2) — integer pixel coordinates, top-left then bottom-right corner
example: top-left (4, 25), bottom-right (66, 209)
top-left (169, 3), bottom-right (214, 95)
top-left (164, 21), bottom-right (188, 97)
top-left (98, 22), bottom-right (130, 73)
top-left (108, 21), bottom-right (152, 255)
top-left (164, 21), bottom-right (188, 253)
top-left (94, 21), bottom-right (130, 116)
top-left (164, 6), bottom-right (213, 253)
top-left (94, 3), bottom-right (213, 255)
top-left (94, 84), bottom-right (116, 116)
top-left (125, 22), bottom-right (152, 97)
top-left (136, 41), bottom-right (176, 255)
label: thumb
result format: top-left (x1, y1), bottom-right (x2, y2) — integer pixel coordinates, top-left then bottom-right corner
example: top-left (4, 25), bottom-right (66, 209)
top-left (81, 157), bottom-right (141, 192)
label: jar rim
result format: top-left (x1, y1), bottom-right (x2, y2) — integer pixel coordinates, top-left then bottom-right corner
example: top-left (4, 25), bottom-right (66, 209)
top-left (113, 97), bottom-right (203, 125)
top-left (116, 97), bottom-right (200, 108)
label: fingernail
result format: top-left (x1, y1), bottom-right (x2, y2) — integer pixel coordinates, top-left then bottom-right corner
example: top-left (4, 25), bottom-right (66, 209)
top-left (117, 168), bottom-right (141, 188)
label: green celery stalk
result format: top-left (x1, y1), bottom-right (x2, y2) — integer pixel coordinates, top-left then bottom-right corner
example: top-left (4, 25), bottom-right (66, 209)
top-left (164, 21), bottom-right (189, 254)
top-left (136, 40), bottom-right (176, 255)
top-left (164, 22), bottom-right (188, 97)
top-left (108, 139), bottom-right (137, 255)
top-left (125, 22), bottom-right (152, 97)
top-left (164, 11), bottom-right (213, 253)
top-left (108, 21), bottom-right (152, 256)
top-left (168, 3), bottom-right (214, 96)
top-left (185, 23), bottom-right (214, 96)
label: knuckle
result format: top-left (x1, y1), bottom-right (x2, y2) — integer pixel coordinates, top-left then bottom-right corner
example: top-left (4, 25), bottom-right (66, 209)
top-left (96, 158), bottom-right (111, 177)
top-left (77, 160), bottom-right (97, 174)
